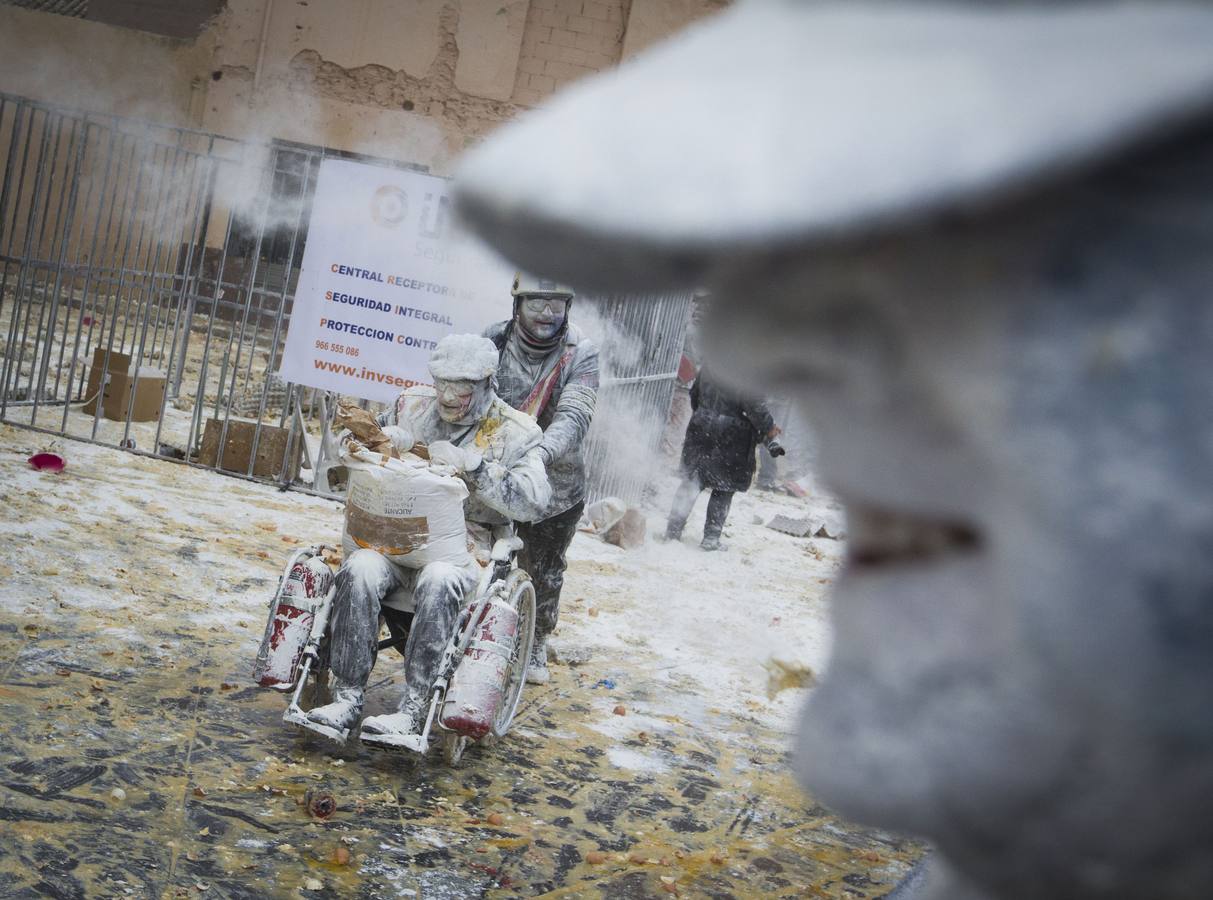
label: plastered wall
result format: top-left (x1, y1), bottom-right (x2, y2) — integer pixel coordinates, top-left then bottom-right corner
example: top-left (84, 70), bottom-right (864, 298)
top-left (0, 5), bottom-right (212, 126)
top-left (620, 0), bottom-right (726, 59)
top-left (0, 0), bottom-right (726, 172)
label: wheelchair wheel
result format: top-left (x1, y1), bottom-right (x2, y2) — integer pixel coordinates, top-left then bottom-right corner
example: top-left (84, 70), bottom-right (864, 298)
top-left (492, 570), bottom-right (536, 738)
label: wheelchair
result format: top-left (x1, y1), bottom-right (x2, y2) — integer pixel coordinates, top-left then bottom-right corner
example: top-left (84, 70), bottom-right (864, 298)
top-left (255, 529), bottom-right (537, 765)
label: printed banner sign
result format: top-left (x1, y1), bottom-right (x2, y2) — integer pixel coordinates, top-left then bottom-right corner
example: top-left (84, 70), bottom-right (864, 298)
top-left (279, 158), bottom-right (512, 402)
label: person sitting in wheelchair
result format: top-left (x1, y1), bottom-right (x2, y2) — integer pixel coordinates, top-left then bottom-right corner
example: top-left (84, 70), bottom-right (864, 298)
top-left (302, 334), bottom-right (551, 746)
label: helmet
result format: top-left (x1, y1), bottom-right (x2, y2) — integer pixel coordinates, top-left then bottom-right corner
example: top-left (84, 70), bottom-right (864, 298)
top-left (428, 334), bottom-right (499, 381)
top-left (511, 272), bottom-right (575, 300)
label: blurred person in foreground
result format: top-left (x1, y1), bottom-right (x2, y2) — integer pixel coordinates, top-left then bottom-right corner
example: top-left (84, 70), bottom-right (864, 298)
top-left (485, 273), bottom-right (599, 684)
top-left (303, 334), bottom-right (550, 746)
top-left (452, 2), bottom-right (1213, 897)
top-left (664, 367), bottom-right (783, 551)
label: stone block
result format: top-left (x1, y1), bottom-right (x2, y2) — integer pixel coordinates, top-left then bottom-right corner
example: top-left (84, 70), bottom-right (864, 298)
top-left (512, 87), bottom-right (543, 107)
top-left (529, 73), bottom-right (555, 93)
top-left (556, 44), bottom-right (589, 65)
top-left (592, 17), bottom-right (622, 38)
top-left (574, 31), bottom-right (604, 52)
top-left (582, 50), bottom-right (616, 71)
top-left (544, 59), bottom-right (589, 82)
top-left (568, 14), bottom-right (597, 34)
top-left (766, 515), bottom-right (815, 538)
top-left (583, 0), bottom-right (610, 22)
top-left (519, 55), bottom-right (547, 76)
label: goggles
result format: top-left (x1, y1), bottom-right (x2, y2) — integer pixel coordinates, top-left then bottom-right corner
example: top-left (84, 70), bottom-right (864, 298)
top-left (521, 295), bottom-right (570, 314)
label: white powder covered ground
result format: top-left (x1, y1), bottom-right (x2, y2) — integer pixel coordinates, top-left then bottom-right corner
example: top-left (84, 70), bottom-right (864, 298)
top-left (0, 423), bottom-right (843, 732)
top-left (0, 424), bottom-right (917, 899)
top-left (558, 476), bottom-right (845, 733)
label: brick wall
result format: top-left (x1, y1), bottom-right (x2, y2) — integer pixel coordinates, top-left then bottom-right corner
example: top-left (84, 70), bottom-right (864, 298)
top-left (512, 0), bottom-right (629, 106)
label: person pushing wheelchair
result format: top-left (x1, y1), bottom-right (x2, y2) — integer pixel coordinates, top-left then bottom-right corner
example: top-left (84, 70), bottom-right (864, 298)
top-left (301, 334), bottom-right (551, 747)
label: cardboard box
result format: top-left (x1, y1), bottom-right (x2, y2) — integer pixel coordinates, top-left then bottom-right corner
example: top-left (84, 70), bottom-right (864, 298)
top-left (198, 418), bottom-right (303, 482)
top-left (82, 348), bottom-right (165, 422)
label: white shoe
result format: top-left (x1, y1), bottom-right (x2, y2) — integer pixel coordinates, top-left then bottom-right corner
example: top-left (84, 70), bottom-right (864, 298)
top-left (360, 703), bottom-right (428, 753)
top-left (298, 683), bottom-right (363, 743)
top-left (525, 639), bottom-right (550, 685)
top-left (361, 710), bottom-right (419, 736)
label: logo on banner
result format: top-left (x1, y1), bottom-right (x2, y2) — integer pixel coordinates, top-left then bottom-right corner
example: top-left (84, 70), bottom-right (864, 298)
top-left (371, 185), bottom-right (408, 227)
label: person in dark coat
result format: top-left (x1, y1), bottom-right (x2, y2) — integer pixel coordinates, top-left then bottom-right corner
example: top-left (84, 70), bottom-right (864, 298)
top-left (664, 368), bottom-right (784, 550)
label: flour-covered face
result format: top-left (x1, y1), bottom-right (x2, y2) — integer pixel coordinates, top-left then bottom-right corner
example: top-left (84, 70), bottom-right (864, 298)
top-left (516, 295), bottom-right (569, 341)
top-left (702, 147), bottom-right (1213, 890)
top-left (434, 378), bottom-right (482, 424)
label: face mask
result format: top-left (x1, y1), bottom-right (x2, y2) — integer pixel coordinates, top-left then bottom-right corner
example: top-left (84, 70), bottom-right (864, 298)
top-left (517, 295), bottom-right (569, 341)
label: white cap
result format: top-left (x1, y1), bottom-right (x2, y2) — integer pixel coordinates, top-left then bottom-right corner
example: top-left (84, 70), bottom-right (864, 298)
top-left (428, 334), bottom-right (499, 381)
top-left (454, 1), bottom-right (1213, 288)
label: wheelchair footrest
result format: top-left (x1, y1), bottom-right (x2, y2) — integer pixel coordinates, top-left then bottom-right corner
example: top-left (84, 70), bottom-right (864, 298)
top-left (361, 730), bottom-right (428, 753)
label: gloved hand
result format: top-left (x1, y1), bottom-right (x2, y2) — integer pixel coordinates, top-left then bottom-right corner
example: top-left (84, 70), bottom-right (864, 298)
top-left (428, 440), bottom-right (484, 474)
top-left (381, 424), bottom-right (414, 454)
top-left (337, 429), bottom-right (364, 459)
top-left (767, 440), bottom-right (786, 458)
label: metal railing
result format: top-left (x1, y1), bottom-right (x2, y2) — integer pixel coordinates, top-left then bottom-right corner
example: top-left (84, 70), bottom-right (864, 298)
top-left (0, 93), bottom-right (383, 491)
top-left (0, 92), bottom-right (690, 506)
top-left (581, 291), bottom-right (692, 506)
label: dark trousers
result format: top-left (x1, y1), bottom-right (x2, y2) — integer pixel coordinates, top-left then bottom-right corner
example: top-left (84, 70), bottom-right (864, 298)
top-left (517, 500), bottom-right (584, 642)
top-left (667, 477), bottom-right (734, 541)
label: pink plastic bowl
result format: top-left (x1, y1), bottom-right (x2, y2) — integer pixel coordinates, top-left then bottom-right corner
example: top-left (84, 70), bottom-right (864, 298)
top-left (28, 452), bottom-right (66, 473)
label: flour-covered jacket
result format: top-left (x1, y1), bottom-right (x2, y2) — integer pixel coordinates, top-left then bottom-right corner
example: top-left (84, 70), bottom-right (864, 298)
top-left (484, 320), bottom-right (599, 517)
top-left (375, 385), bottom-right (551, 529)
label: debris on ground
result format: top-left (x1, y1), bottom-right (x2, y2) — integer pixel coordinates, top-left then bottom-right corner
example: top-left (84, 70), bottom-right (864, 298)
top-left (763, 659), bottom-right (818, 699)
top-left (306, 791), bottom-right (337, 819)
top-left (583, 497), bottom-right (626, 533)
top-left (766, 515), bottom-right (815, 537)
top-left (582, 497), bottom-right (647, 548)
top-left (0, 423), bottom-right (919, 896)
top-left (604, 508), bottom-right (646, 549)
top-left (28, 451), bottom-right (66, 472)
top-left (782, 480), bottom-right (809, 498)
top-left (547, 639), bottom-right (592, 666)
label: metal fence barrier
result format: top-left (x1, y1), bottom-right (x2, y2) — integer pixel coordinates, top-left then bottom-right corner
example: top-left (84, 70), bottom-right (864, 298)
top-left (582, 292), bottom-right (691, 505)
top-left (0, 92), bottom-right (689, 506)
